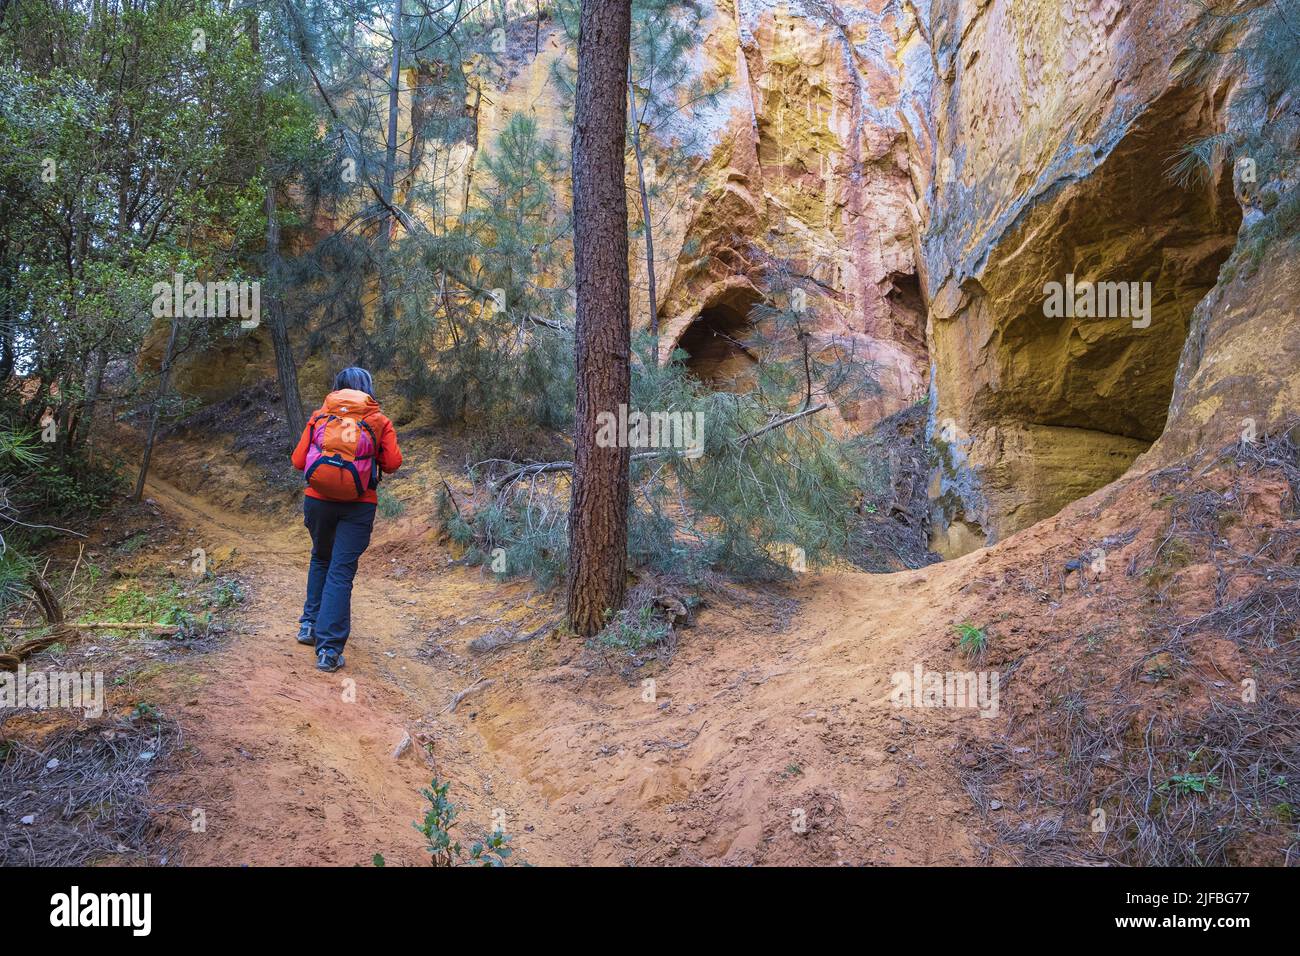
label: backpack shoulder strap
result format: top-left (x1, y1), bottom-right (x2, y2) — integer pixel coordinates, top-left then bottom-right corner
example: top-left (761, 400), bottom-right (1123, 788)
top-left (355, 417), bottom-right (379, 450)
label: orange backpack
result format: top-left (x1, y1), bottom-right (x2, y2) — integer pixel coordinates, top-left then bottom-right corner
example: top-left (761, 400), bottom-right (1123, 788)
top-left (303, 412), bottom-right (380, 501)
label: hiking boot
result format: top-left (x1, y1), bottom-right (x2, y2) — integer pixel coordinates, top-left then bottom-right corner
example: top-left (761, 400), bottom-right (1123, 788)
top-left (297, 623), bottom-right (315, 645)
top-left (316, 649), bottom-right (344, 672)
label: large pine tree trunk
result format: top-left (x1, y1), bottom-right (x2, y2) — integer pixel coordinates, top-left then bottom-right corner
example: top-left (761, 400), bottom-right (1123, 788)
top-left (565, 0), bottom-right (633, 637)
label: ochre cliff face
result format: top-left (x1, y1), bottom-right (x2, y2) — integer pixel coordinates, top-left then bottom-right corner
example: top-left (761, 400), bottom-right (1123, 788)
top-left (915, 0), bottom-right (1248, 555)
top-left (649, 0), bottom-right (930, 426)
top-left (471, 2), bottom-right (927, 423)
top-left (417, 1), bottom-right (933, 428)
top-left (383, 1), bottom-right (1291, 557)
top-left (455, 1), bottom-right (1288, 558)
top-left (1158, 237), bottom-right (1300, 465)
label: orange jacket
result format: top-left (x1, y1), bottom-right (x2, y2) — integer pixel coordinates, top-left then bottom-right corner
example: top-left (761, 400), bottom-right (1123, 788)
top-left (291, 389), bottom-right (402, 504)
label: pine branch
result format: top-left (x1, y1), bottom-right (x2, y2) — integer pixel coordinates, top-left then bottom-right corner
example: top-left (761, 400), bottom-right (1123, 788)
top-left (487, 403), bottom-right (829, 490)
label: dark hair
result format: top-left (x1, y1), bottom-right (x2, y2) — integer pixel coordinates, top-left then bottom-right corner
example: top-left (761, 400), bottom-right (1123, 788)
top-left (334, 366), bottom-right (375, 398)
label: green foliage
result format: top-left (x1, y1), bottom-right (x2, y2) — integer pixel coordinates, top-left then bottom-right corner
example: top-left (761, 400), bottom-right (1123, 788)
top-left (377, 488), bottom-right (405, 518)
top-left (98, 583), bottom-right (192, 629)
top-left (18, 450), bottom-right (124, 520)
top-left (955, 622), bottom-right (988, 658)
top-left (623, 0), bottom-right (729, 261)
top-left (1166, 130), bottom-right (1237, 189)
top-left (413, 778), bottom-right (460, 866)
top-left (454, 304), bottom-right (876, 590)
top-left (209, 577), bottom-right (247, 610)
top-left (553, 0), bottom-right (725, 151)
top-left (0, 423), bottom-right (42, 612)
top-left (452, 264), bottom-right (879, 590)
top-left (90, 574), bottom-right (243, 637)
top-left (595, 603), bottom-right (672, 653)
top-left (0, 546), bottom-right (32, 614)
top-left (0, 427), bottom-right (41, 469)
top-left (1161, 772), bottom-right (1222, 796)
top-left (468, 113), bottom-right (571, 330)
top-left (131, 701), bottom-right (161, 721)
top-left (369, 111), bottom-right (575, 461)
top-left (466, 828), bottom-right (514, 866)
top-left (0, 0), bottom-right (317, 463)
top-left (0, 412), bottom-right (122, 564)
top-left (412, 777), bottom-right (514, 867)
top-left (264, 0), bottom-right (568, 461)
top-left (446, 486), bottom-right (568, 589)
top-left (629, 265), bottom-right (879, 580)
top-left (1169, 0), bottom-right (1300, 254)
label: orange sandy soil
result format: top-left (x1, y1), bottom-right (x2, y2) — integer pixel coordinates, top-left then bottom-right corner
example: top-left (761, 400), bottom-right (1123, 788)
top-left (62, 427), bottom-right (1295, 866)
top-left (115, 429), bottom-right (999, 866)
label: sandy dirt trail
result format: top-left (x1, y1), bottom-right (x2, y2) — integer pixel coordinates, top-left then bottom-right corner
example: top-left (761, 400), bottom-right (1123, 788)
top-left (144, 468), bottom-right (988, 866)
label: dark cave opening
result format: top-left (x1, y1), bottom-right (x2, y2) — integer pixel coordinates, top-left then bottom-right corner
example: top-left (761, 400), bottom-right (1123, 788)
top-left (677, 301), bottom-right (759, 391)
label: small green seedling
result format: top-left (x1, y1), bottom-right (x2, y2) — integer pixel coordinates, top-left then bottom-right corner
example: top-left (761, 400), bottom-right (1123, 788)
top-left (954, 622), bottom-right (988, 657)
top-left (1160, 772), bottom-right (1221, 796)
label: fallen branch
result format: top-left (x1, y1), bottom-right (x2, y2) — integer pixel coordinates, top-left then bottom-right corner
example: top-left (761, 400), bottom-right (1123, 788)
top-left (441, 479), bottom-right (463, 519)
top-left (469, 621), bottom-right (555, 654)
top-left (5, 518), bottom-right (87, 538)
top-left (28, 572), bottom-right (64, 625)
top-left (0, 624), bottom-right (77, 672)
top-left (76, 621), bottom-right (182, 633)
top-left (702, 324), bottom-right (758, 363)
top-left (522, 313), bottom-right (573, 332)
top-left (490, 460), bottom-right (574, 489)
top-left (446, 677), bottom-right (496, 713)
top-left (737, 402), bottom-right (828, 444)
top-left (3, 621), bottom-right (180, 634)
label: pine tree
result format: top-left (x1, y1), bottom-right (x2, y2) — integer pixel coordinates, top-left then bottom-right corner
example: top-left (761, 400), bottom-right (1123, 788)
top-left (566, 0), bottom-right (633, 637)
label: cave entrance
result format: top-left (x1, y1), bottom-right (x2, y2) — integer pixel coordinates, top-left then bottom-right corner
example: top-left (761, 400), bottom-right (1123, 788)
top-left (677, 298), bottom-right (760, 392)
top-left (928, 84), bottom-right (1243, 557)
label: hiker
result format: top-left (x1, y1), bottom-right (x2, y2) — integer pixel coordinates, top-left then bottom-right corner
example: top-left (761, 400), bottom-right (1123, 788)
top-left (290, 367), bottom-right (402, 672)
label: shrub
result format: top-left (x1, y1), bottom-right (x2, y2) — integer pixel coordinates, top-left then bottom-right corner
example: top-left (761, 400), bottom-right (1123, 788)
top-left (412, 777), bottom-right (514, 867)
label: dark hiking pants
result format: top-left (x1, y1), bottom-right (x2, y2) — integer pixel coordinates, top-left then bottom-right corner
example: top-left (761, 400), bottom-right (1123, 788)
top-left (300, 497), bottom-right (377, 656)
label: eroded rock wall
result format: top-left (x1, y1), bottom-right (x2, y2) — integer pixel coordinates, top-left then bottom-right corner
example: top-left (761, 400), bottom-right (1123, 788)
top-left (916, 0), bottom-right (1248, 555)
top-left (651, 1), bottom-right (932, 425)
top-left (462, 1), bottom-right (931, 425)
